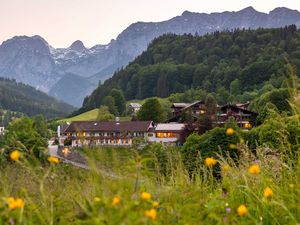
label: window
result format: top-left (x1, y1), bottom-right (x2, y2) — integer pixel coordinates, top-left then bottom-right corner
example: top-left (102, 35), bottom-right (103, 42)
top-left (155, 132), bottom-right (177, 138)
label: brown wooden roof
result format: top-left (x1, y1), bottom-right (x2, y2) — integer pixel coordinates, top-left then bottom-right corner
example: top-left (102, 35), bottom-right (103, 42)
top-left (64, 121), bottom-right (153, 133)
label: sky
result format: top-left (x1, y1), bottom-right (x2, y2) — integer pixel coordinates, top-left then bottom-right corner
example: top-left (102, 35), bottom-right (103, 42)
top-left (0, 0), bottom-right (300, 48)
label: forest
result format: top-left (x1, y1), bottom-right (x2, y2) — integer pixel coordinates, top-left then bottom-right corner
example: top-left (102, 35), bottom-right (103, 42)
top-left (77, 25), bottom-right (300, 115)
top-left (0, 78), bottom-right (75, 119)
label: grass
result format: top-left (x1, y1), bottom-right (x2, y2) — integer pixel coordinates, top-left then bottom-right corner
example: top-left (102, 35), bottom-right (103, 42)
top-left (59, 109), bottom-right (131, 122)
top-left (0, 144), bottom-right (299, 225)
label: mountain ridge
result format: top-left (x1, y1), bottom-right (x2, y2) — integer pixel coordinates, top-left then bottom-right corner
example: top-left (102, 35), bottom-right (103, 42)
top-left (0, 6), bottom-right (300, 107)
top-left (76, 25), bottom-right (300, 114)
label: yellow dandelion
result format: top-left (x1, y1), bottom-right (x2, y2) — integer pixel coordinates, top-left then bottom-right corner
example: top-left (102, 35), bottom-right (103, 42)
top-left (112, 197), bottom-right (120, 206)
top-left (94, 197), bottom-right (101, 202)
top-left (222, 165), bottom-right (231, 173)
top-left (47, 156), bottom-right (59, 164)
top-left (145, 208), bottom-right (157, 220)
top-left (248, 164), bottom-right (260, 174)
top-left (205, 157), bottom-right (217, 167)
top-left (141, 192), bottom-right (151, 201)
top-left (237, 204), bottom-right (248, 216)
top-left (153, 201), bottom-right (159, 208)
top-left (229, 144), bottom-right (236, 149)
top-left (6, 197), bottom-right (25, 210)
top-left (226, 128), bottom-right (235, 136)
top-left (263, 187), bottom-right (273, 198)
top-left (10, 150), bottom-right (21, 161)
top-left (289, 184), bottom-right (295, 189)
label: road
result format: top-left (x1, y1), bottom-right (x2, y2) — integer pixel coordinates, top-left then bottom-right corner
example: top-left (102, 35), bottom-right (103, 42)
top-left (47, 141), bottom-right (118, 177)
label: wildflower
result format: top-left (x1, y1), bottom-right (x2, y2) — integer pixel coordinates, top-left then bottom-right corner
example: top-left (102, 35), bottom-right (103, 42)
top-left (205, 157), bottom-right (217, 167)
top-left (222, 165), bottom-right (231, 172)
top-left (112, 197), bottom-right (120, 206)
top-left (237, 204), bottom-right (248, 216)
top-left (239, 138), bottom-right (245, 144)
top-left (141, 192), bottom-right (151, 201)
top-left (263, 187), bottom-right (273, 198)
top-left (47, 156), bottom-right (59, 164)
top-left (229, 144), bottom-right (236, 149)
top-left (289, 183), bottom-right (295, 189)
top-left (145, 208), bottom-right (157, 220)
top-left (6, 197), bottom-right (25, 209)
top-left (10, 150), bottom-right (21, 161)
top-left (153, 201), bottom-right (159, 208)
top-left (226, 128), bottom-right (235, 136)
top-left (248, 164), bottom-right (260, 174)
top-left (94, 197), bottom-right (101, 202)
top-left (225, 207), bottom-right (231, 213)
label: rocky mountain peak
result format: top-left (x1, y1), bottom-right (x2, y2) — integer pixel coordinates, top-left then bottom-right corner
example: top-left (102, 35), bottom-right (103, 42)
top-left (0, 7), bottom-right (299, 107)
top-left (70, 40), bottom-right (86, 52)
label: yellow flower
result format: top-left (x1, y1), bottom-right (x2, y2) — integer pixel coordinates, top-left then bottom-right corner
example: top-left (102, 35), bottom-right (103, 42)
top-left (222, 165), bottom-right (231, 173)
top-left (229, 144), bottom-right (236, 149)
top-left (94, 197), bottom-right (101, 202)
top-left (47, 156), bottom-right (59, 164)
top-left (112, 197), bottom-right (120, 206)
top-left (226, 128), bottom-right (235, 136)
top-left (263, 187), bottom-right (273, 198)
top-left (205, 157), bottom-right (217, 167)
top-left (248, 164), bottom-right (260, 174)
top-left (10, 150), bottom-right (21, 161)
top-left (6, 197), bottom-right (25, 210)
top-left (141, 192), bottom-right (151, 201)
top-left (237, 204), bottom-right (248, 216)
top-left (145, 208), bottom-right (157, 220)
top-left (153, 201), bottom-right (159, 208)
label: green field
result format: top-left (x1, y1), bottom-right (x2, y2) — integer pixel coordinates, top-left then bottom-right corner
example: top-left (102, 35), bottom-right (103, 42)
top-left (59, 109), bottom-right (100, 122)
top-left (60, 108), bottom-right (131, 123)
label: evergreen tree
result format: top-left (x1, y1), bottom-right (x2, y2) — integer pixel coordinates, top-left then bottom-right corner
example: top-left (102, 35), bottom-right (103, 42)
top-left (109, 89), bottom-right (126, 116)
top-left (137, 98), bottom-right (165, 122)
top-left (103, 96), bottom-right (118, 116)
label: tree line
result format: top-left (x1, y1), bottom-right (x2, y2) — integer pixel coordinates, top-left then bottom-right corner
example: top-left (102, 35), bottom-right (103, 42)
top-left (75, 25), bottom-right (299, 115)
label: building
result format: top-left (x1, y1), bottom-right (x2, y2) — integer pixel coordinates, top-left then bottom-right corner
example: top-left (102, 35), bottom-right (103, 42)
top-left (169, 101), bottom-right (257, 130)
top-left (59, 120), bottom-right (189, 147)
top-left (216, 105), bottom-right (257, 129)
top-left (169, 100), bottom-right (206, 122)
top-left (57, 123), bottom-right (71, 146)
top-left (0, 122), bottom-right (5, 135)
top-left (128, 103), bottom-right (142, 114)
top-left (147, 123), bottom-right (187, 146)
top-left (62, 121), bottom-right (154, 147)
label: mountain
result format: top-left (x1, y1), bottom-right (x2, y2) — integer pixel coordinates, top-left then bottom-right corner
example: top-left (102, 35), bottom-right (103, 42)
top-left (0, 78), bottom-right (75, 118)
top-left (0, 7), bottom-right (300, 107)
top-left (75, 25), bottom-right (300, 114)
top-left (48, 73), bottom-right (95, 107)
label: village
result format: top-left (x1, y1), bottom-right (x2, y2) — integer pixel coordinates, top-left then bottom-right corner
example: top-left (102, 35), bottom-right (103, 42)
top-left (57, 100), bottom-right (257, 148)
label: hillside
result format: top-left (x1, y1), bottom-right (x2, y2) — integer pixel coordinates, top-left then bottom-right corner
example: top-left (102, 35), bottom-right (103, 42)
top-left (0, 78), bottom-right (75, 118)
top-left (0, 7), bottom-right (299, 106)
top-left (77, 25), bottom-right (300, 114)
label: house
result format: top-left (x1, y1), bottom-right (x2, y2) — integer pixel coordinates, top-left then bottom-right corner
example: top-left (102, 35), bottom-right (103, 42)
top-left (169, 100), bottom-right (257, 130)
top-left (128, 103), bottom-right (142, 114)
top-left (62, 121), bottom-right (154, 147)
top-left (147, 123), bottom-right (187, 146)
top-left (0, 122), bottom-right (5, 135)
top-left (169, 100), bottom-right (206, 122)
top-left (216, 104), bottom-right (258, 129)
